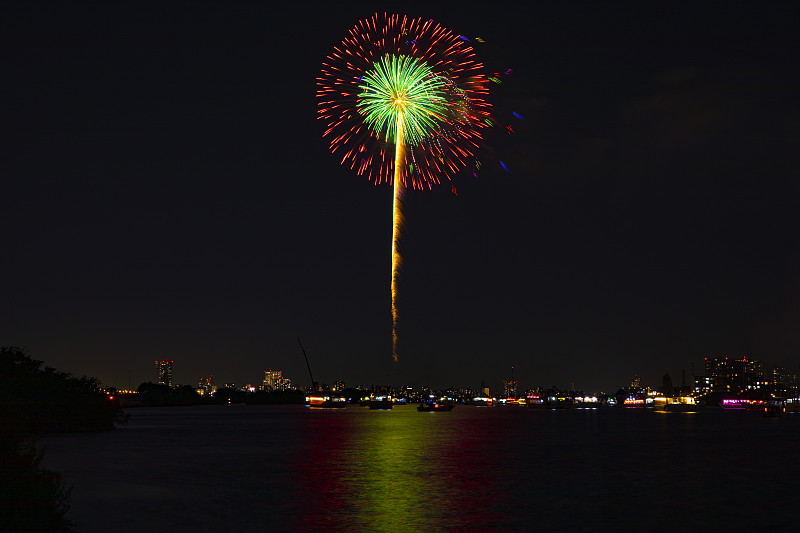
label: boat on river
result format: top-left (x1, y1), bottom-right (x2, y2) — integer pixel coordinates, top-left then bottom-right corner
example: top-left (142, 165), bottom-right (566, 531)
top-left (653, 396), bottom-right (701, 412)
top-left (298, 337), bottom-right (347, 409)
top-left (367, 399), bottom-right (392, 410)
top-left (764, 399), bottom-right (786, 417)
top-left (417, 402), bottom-right (453, 412)
top-left (786, 398), bottom-right (800, 413)
top-left (306, 394), bottom-right (347, 409)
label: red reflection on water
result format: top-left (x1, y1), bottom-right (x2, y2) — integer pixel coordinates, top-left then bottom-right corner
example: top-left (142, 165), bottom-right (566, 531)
top-left (292, 411), bottom-right (357, 529)
top-left (290, 407), bottom-right (512, 531)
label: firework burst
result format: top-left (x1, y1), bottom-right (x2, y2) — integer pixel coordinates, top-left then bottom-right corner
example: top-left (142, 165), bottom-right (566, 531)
top-left (318, 13), bottom-right (491, 189)
top-left (318, 13), bottom-right (491, 362)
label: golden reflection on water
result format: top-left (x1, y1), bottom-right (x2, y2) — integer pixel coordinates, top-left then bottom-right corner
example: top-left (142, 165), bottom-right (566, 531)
top-left (350, 410), bottom-right (445, 530)
top-left (294, 406), bottom-right (502, 531)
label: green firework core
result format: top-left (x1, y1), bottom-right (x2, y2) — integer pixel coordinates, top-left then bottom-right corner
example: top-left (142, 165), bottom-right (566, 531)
top-left (357, 54), bottom-right (447, 146)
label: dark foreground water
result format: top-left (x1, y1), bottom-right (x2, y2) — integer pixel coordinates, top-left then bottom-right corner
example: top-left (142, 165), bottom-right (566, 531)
top-left (41, 405), bottom-right (800, 532)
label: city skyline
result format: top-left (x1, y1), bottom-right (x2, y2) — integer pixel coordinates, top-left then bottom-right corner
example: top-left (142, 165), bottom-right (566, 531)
top-left (95, 351), bottom-right (799, 396)
top-left (2, 2), bottom-right (797, 394)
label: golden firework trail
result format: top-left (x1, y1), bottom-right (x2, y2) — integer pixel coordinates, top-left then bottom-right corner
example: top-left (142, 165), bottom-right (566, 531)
top-left (391, 110), bottom-right (405, 363)
top-left (318, 14), bottom-right (493, 364)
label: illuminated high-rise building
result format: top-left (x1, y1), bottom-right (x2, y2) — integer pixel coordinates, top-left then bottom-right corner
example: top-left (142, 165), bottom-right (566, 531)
top-left (694, 375), bottom-right (712, 396)
top-left (263, 369), bottom-right (291, 391)
top-left (503, 366), bottom-right (518, 399)
top-left (704, 356), bottom-right (765, 393)
top-left (263, 369), bottom-right (281, 391)
top-left (503, 380), bottom-right (518, 399)
top-left (197, 375), bottom-right (215, 396)
top-left (332, 380), bottom-right (345, 392)
top-left (155, 359), bottom-right (173, 387)
top-left (772, 367), bottom-right (798, 390)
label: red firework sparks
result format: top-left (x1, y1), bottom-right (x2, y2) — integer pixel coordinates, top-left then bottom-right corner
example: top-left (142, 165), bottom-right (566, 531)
top-left (317, 13), bottom-right (491, 189)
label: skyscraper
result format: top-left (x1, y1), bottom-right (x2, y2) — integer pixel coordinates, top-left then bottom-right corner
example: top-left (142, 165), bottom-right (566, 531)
top-left (155, 359), bottom-right (173, 387)
top-left (503, 378), bottom-right (518, 399)
top-left (503, 366), bottom-right (518, 399)
top-left (263, 369), bottom-right (291, 391)
top-left (197, 375), bottom-right (215, 396)
top-left (704, 356), bottom-right (765, 393)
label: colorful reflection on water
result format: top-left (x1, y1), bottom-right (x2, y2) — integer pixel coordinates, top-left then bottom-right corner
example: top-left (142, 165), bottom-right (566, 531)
top-left (293, 406), bottom-right (509, 531)
top-left (290, 405), bottom-right (800, 531)
top-left (40, 404), bottom-right (800, 532)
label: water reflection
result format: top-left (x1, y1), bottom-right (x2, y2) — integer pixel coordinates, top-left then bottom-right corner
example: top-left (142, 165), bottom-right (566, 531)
top-left (293, 406), bottom-right (507, 531)
top-left (40, 405), bottom-right (800, 531)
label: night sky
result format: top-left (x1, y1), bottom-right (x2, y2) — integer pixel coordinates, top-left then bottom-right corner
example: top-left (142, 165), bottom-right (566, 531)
top-left (3, 1), bottom-right (798, 392)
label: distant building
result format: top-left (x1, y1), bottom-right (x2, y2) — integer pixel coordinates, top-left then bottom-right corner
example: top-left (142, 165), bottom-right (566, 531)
top-left (661, 373), bottom-right (673, 396)
top-left (371, 385), bottom-right (391, 398)
top-left (772, 366), bottom-right (798, 386)
top-left (503, 379), bottom-right (518, 399)
top-left (504, 367), bottom-right (519, 399)
top-left (694, 375), bottom-right (712, 396)
top-left (398, 385), bottom-right (417, 401)
top-left (197, 375), bottom-right (215, 396)
top-left (332, 380), bottom-right (345, 392)
top-left (263, 369), bottom-right (291, 391)
top-left (263, 369), bottom-right (281, 391)
top-left (155, 360), bottom-right (173, 387)
top-left (704, 356), bottom-right (766, 394)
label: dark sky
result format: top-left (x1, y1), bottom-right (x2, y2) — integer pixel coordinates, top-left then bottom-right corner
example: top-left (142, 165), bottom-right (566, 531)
top-left (2, 1), bottom-right (798, 392)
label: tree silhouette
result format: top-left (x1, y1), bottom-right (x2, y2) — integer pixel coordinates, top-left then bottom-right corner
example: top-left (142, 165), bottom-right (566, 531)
top-left (0, 346), bottom-right (125, 531)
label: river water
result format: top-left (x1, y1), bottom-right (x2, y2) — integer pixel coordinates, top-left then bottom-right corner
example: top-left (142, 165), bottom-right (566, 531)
top-left (40, 405), bottom-right (800, 532)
